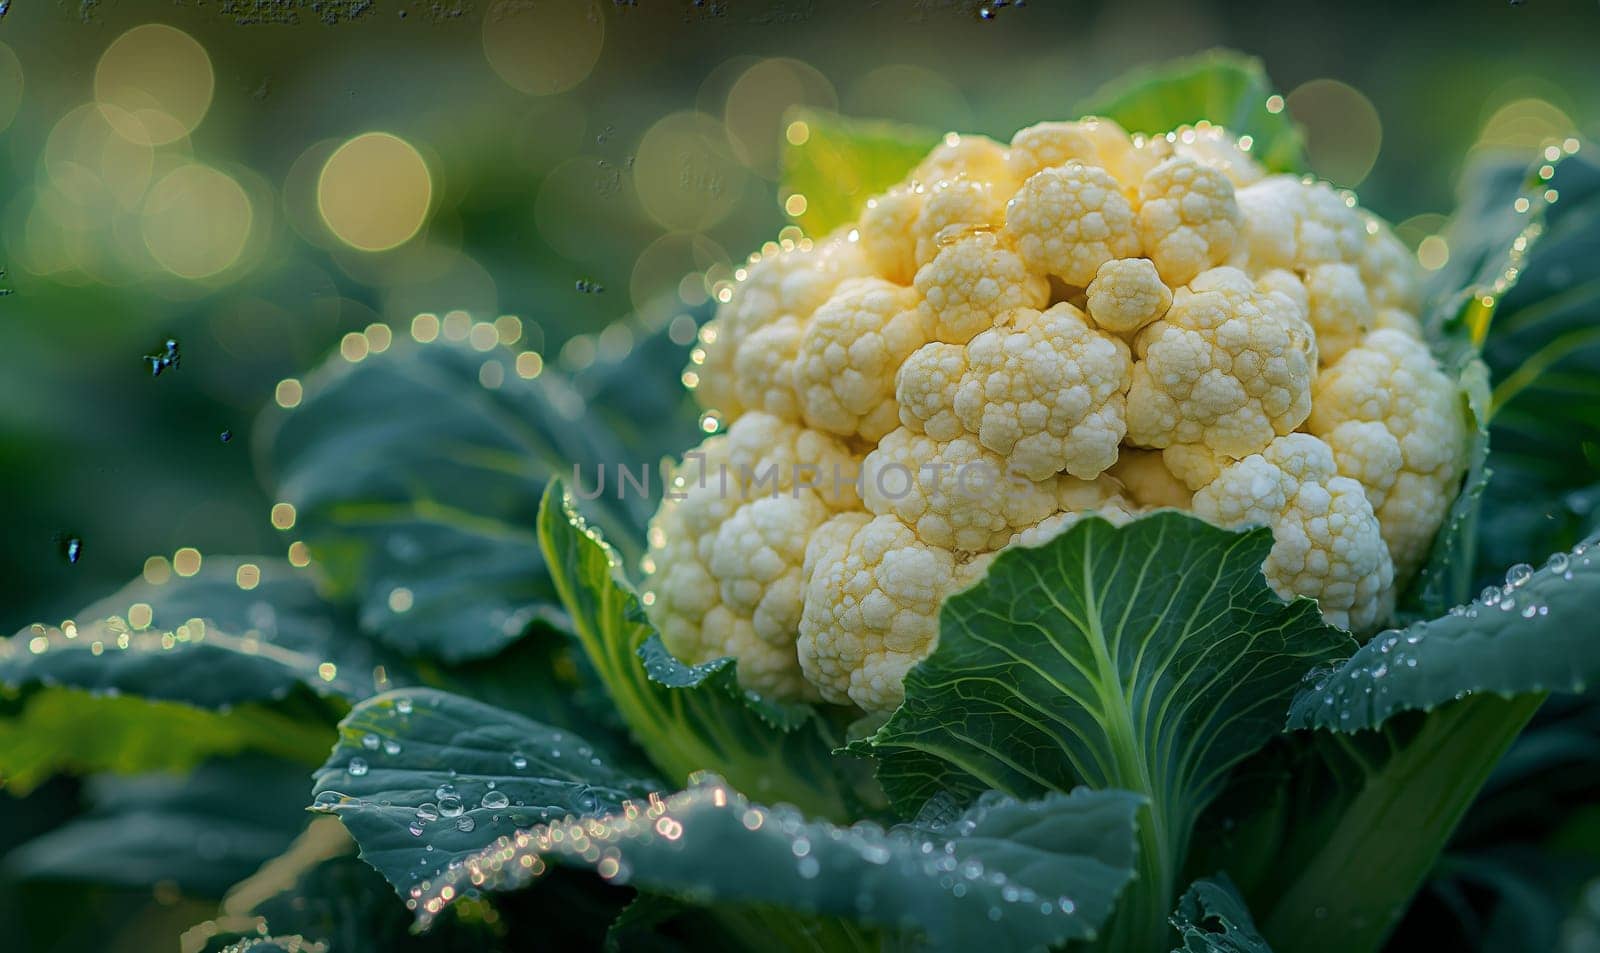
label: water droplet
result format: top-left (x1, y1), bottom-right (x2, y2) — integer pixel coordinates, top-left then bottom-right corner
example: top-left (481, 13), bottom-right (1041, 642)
top-left (219, 430), bottom-right (233, 443)
top-left (510, 752), bottom-right (528, 771)
top-left (348, 758), bottom-right (369, 777)
top-left (482, 790), bottom-right (510, 810)
top-left (145, 338), bottom-right (181, 377)
top-left (383, 739), bottom-right (402, 756)
top-left (395, 697), bottom-right (414, 715)
top-left (1481, 586), bottom-right (1501, 606)
top-left (58, 535), bottom-right (83, 565)
top-left (408, 821), bottom-right (425, 837)
top-left (362, 733), bottom-right (381, 750)
top-left (457, 816), bottom-right (476, 832)
top-left (439, 795), bottom-right (464, 818)
top-left (1522, 604), bottom-right (1539, 618)
top-left (417, 803), bottom-right (440, 822)
top-left (435, 783), bottom-right (456, 800)
top-left (1548, 552), bottom-right (1571, 574)
top-left (1506, 563), bottom-right (1534, 587)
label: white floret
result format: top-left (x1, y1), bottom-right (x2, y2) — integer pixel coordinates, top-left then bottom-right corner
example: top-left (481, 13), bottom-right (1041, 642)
top-left (1192, 433), bottom-right (1395, 632)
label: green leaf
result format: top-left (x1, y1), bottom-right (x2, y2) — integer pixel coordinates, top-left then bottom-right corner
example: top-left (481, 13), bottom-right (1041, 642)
top-left (261, 336), bottom-right (642, 663)
top-left (1076, 49), bottom-right (1304, 173)
top-left (3, 755), bottom-right (312, 897)
top-left (780, 108), bottom-right (940, 236)
top-left (1477, 154), bottom-right (1600, 573)
top-left (1562, 877), bottom-right (1600, 953)
top-left (1171, 875), bottom-right (1273, 953)
top-left (572, 317), bottom-right (705, 466)
top-left (537, 482), bottom-right (872, 820)
top-left (1288, 537), bottom-right (1598, 734)
top-left (412, 774), bottom-right (1142, 953)
top-left (851, 513), bottom-right (1350, 950)
top-left (310, 687), bottom-right (657, 895)
top-left (2, 558), bottom-right (385, 707)
top-left (1255, 694), bottom-right (1541, 953)
top-left (215, 938), bottom-right (325, 953)
top-left (183, 821), bottom-right (514, 953)
top-left (0, 689), bottom-right (336, 795)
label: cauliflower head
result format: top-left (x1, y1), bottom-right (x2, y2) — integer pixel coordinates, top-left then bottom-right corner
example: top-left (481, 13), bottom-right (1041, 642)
top-left (650, 115), bottom-right (1467, 712)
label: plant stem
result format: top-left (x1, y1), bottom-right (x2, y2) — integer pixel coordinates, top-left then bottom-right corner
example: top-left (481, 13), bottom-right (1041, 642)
top-left (1261, 692), bottom-right (1544, 953)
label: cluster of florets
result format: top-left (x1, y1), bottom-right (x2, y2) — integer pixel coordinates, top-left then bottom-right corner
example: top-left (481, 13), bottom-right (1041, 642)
top-left (643, 119), bottom-right (1468, 712)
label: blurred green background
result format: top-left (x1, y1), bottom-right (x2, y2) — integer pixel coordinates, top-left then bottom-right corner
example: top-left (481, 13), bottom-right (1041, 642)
top-left (3, 0), bottom-right (1598, 633)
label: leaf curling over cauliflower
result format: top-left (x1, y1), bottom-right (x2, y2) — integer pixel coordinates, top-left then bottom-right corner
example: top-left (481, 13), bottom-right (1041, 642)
top-left (656, 115), bottom-right (1469, 711)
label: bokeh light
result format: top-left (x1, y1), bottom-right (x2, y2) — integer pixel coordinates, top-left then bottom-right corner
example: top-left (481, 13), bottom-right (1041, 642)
top-left (633, 111), bottom-right (745, 231)
top-left (0, 43), bottom-right (22, 136)
top-left (141, 163), bottom-right (252, 279)
top-left (1286, 79), bottom-right (1383, 187)
top-left (1478, 97), bottom-right (1577, 149)
top-left (723, 58), bottom-right (836, 177)
top-left (318, 132), bottom-right (433, 252)
top-left (93, 24), bottom-right (214, 146)
top-left (482, 0), bottom-right (605, 96)
top-left (630, 233), bottom-right (730, 328)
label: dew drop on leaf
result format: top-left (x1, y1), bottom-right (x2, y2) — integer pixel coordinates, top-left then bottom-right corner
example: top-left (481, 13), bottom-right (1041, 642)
top-left (348, 758), bottom-right (369, 777)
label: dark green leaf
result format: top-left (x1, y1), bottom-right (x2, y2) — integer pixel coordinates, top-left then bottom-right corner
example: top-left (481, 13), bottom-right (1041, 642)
top-left (261, 336), bottom-right (642, 663)
top-left (1076, 49), bottom-right (1305, 173)
top-left (1171, 875), bottom-right (1272, 953)
top-left (412, 774), bottom-right (1142, 953)
top-left (851, 513), bottom-right (1350, 950)
top-left (215, 938), bottom-right (324, 953)
top-left (538, 482), bottom-right (873, 820)
top-left (310, 687), bottom-right (657, 894)
top-left (1562, 877), bottom-right (1600, 953)
top-left (1289, 536), bottom-right (1598, 733)
top-left (2, 558), bottom-right (383, 706)
top-left (780, 108), bottom-right (939, 236)
top-left (1477, 154), bottom-right (1600, 573)
top-left (1254, 695), bottom-right (1542, 953)
top-left (573, 316), bottom-right (705, 467)
top-left (3, 755), bottom-right (311, 897)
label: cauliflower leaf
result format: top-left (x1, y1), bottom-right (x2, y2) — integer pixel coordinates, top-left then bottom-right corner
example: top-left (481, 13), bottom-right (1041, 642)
top-left (850, 512), bottom-right (1350, 950)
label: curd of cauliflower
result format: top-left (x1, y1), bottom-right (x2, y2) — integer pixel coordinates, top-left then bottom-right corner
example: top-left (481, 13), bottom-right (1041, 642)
top-left (644, 119), bottom-right (1467, 712)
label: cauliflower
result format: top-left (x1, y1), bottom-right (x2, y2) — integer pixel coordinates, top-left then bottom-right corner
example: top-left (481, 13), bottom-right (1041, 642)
top-left (798, 513), bottom-right (992, 711)
top-left (895, 303), bottom-right (1132, 481)
top-left (652, 115), bottom-right (1468, 711)
top-left (1085, 257), bottom-right (1172, 334)
top-left (693, 235), bottom-right (874, 419)
top-left (1004, 162), bottom-right (1141, 286)
top-left (1125, 266), bottom-right (1316, 458)
top-left (1192, 434), bottom-right (1395, 632)
top-left (860, 428), bottom-right (1062, 552)
top-left (795, 277), bottom-right (929, 441)
top-left (914, 232), bottom-right (1049, 344)
top-left (1305, 329), bottom-right (1469, 577)
top-left (1136, 156), bottom-right (1243, 286)
top-left (644, 413), bottom-right (860, 699)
